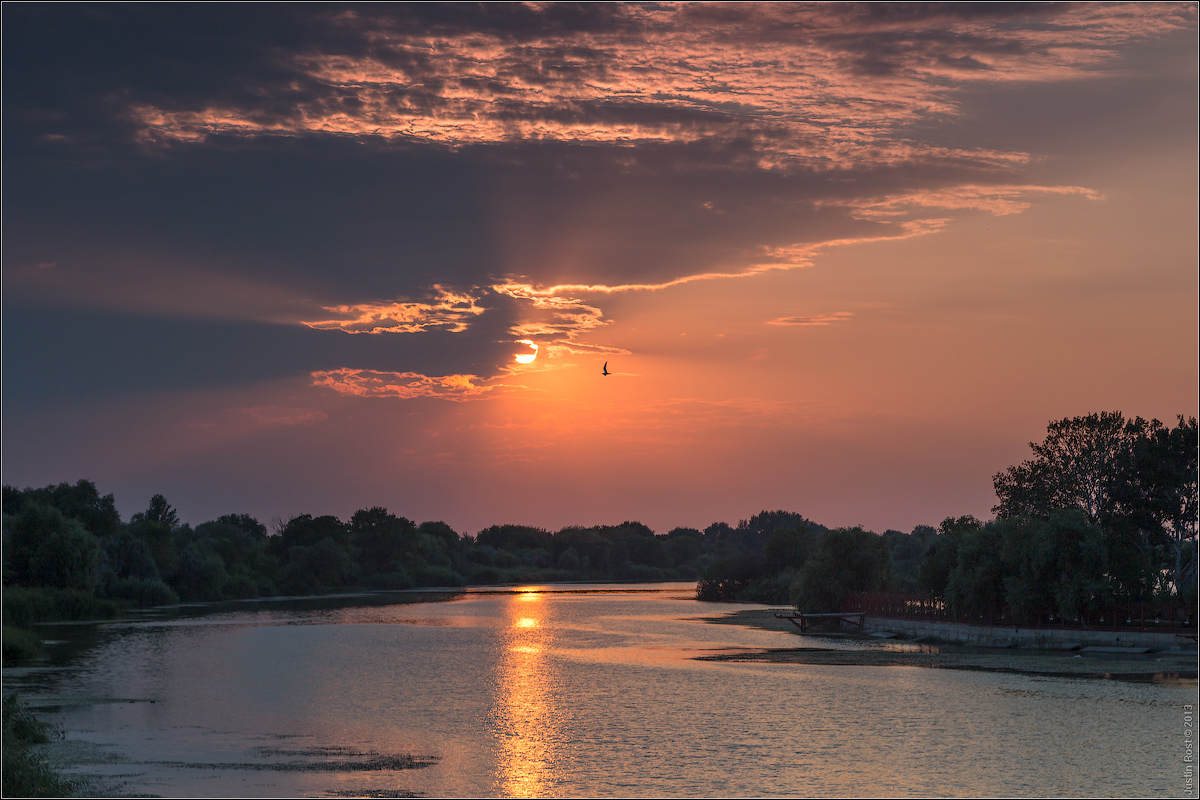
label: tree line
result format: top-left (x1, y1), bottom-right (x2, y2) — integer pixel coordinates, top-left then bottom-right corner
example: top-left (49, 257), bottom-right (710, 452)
top-left (3, 411), bottom-right (1196, 649)
top-left (1, 488), bottom-right (711, 612)
top-left (2, 485), bottom-right (829, 642)
top-left (698, 412), bottom-right (1198, 621)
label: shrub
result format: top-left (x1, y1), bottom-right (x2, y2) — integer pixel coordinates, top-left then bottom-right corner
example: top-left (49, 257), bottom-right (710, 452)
top-left (222, 574), bottom-right (259, 600)
top-left (4, 503), bottom-right (103, 592)
top-left (412, 565), bottom-right (465, 588)
top-left (2, 626), bottom-right (43, 663)
top-left (2, 693), bottom-right (78, 797)
top-left (740, 570), bottom-right (802, 605)
top-left (2, 587), bottom-right (120, 628)
top-left (793, 527), bottom-right (891, 613)
top-left (106, 577), bottom-right (178, 607)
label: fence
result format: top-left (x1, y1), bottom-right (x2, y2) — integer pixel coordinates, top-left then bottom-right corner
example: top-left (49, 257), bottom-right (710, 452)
top-left (844, 591), bottom-right (1197, 634)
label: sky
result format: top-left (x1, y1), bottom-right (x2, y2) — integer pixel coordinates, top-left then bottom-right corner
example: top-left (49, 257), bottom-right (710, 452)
top-left (3, 2), bottom-right (1197, 537)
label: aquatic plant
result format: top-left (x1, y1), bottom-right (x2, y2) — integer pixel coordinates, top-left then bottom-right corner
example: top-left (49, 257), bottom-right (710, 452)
top-left (1, 693), bottom-right (78, 797)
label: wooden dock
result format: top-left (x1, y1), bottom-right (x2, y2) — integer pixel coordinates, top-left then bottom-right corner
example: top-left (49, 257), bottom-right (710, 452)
top-left (776, 611), bottom-right (866, 633)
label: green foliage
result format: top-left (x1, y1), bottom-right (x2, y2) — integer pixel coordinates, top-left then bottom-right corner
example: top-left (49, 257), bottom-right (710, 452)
top-left (993, 413), bottom-right (1197, 535)
top-left (4, 503), bottom-right (103, 592)
top-left (276, 514), bottom-right (351, 551)
top-left (3, 693), bottom-right (54, 744)
top-left (171, 544), bottom-right (230, 602)
top-left (103, 532), bottom-right (161, 583)
top-left (214, 513), bottom-right (268, 539)
top-left (130, 518), bottom-right (179, 579)
top-left (350, 507), bottom-right (416, 570)
top-left (917, 535), bottom-right (957, 599)
top-left (411, 564), bottom-right (465, 587)
top-left (739, 569), bottom-right (802, 604)
top-left (277, 537), bottom-right (359, 595)
top-left (997, 511), bottom-right (1106, 624)
top-left (476, 524), bottom-right (553, 552)
top-left (553, 527), bottom-right (613, 575)
top-left (3, 479), bottom-right (122, 539)
top-left (792, 527), bottom-right (891, 612)
top-left (3, 693), bottom-right (78, 797)
top-left (222, 573), bottom-right (259, 600)
top-left (696, 550), bottom-right (768, 601)
top-left (3, 626), bottom-right (43, 663)
top-left (105, 577), bottom-right (178, 607)
top-left (196, 519), bottom-right (267, 577)
top-left (9, 421), bottom-right (1185, 619)
top-left (664, 528), bottom-right (703, 567)
top-left (742, 511), bottom-right (818, 539)
top-left (945, 524), bottom-right (1005, 620)
top-left (136, 493), bottom-right (180, 529)
top-left (695, 578), bottom-right (745, 602)
top-left (763, 526), bottom-right (814, 572)
top-left (993, 412), bottom-right (1198, 599)
top-left (883, 528), bottom-right (929, 592)
top-left (917, 516), bottom-right (981, 599)
top-left (2, 587), bottom-right (121, 628)
top-left (993, 412), bottom-right (1141, 522)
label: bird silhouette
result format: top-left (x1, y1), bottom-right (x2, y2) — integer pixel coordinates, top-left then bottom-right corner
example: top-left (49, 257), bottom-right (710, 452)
top-left (602, 362), bottom-right (610, 376)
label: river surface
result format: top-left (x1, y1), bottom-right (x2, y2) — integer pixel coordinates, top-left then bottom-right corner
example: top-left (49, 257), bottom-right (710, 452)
top-left (5, 583), bottom-right (1196, 797)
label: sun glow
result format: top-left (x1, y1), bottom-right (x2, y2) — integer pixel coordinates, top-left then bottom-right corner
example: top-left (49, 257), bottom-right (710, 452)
top-left (514, 339), bottom-right (539, 364)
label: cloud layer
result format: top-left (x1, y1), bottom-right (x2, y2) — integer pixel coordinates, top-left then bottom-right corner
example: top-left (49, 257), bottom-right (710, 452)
top-left (2, 3), bottom-right (1194, 533)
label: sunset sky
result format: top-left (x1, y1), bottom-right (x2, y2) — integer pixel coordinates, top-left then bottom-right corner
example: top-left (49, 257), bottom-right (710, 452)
top-left (4, 3), bottom-right (1197, 536)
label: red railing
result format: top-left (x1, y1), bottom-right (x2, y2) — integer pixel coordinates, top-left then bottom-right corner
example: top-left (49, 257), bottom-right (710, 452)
top-left (844, 591), bottom-right (1197, 633)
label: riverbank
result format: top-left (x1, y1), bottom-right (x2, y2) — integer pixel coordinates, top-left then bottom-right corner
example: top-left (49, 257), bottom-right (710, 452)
top-left (704, 608), bottom-right (1198, 681)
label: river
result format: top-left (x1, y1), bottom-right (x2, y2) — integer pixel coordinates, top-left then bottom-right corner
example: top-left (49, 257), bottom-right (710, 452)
top-left (5, 583), bottom-right (1195, 797)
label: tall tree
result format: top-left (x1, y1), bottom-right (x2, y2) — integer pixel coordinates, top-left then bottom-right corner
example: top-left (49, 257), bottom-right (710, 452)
top-left (1117, 416), bottom-right (1199, 593)
top-left (132, 494), bottom-right (180, 530)
top-left (994, 412), bottom-right (1198, 598)
top-left (993, 412), bottom-right (1149, 524)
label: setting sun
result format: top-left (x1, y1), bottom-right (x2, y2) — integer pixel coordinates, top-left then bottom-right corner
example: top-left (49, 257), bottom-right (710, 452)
top-left (513, 340), bottom-right (539, 365)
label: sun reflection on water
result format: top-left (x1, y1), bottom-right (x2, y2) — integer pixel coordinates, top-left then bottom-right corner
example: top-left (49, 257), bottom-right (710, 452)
top-left (494, 590), bottom-right (561, 797)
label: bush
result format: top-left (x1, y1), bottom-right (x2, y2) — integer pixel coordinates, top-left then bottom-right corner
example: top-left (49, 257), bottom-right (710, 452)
top-left (2, 626), bottom-right (43, 663)
top-left (793, 527), bottom-right (891, 613)
top-left (465, 565), bottom-right (503, 585)
top-left (4, 503), bottom-right (103, 592)
top-left (740, 570), bottom-right (802, 605)
top-left (171, 545), bottom-right (229, 602)
top-left (105, 577), bottom-right (178, 607)
top-left (412, 565), bottom-right (466, 588)
top-left (696, 578), bottom-right (746, 602)
top-left (625, 563), bottom-right (669, 582)
top-left (364, 570), bottom-right (415, 590)
top-left (2, 587), bottom-right (120, 628)
top-left (222, 573), bottom-right (259, 600)
top-left (3, 694), bottom-right (78, 797)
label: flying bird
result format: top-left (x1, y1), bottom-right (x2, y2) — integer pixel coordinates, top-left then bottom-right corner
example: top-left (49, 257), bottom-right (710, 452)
top-left (602, 362), bottom-right (610, 376)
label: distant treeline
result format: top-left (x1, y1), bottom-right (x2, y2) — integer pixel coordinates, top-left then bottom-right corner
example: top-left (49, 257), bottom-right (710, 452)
top-left (700, 412), bottom-right (1198, 621)
top-left (3, 412), bottom-right (1196, 645)
top-left (2, 482), bottom-right (830, 631)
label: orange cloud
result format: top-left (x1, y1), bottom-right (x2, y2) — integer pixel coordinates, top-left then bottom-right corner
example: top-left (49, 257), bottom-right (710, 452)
top-left (847, 184), bottom-right (1105, 220)
top-left (127, 4), bottom-right (1192, 173)
top-left (301, 285), bottom-right (486, 334)
top-left (311, 368), bottom-right (495, 400)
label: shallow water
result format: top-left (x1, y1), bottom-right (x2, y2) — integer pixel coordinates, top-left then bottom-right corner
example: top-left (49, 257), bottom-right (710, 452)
top-left (5, 583), bottom-right (1196, 797)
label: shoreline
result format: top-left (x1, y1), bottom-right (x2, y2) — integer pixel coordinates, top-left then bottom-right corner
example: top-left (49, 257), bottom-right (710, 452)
top-left (704, 607), bottom-right (1199, 681)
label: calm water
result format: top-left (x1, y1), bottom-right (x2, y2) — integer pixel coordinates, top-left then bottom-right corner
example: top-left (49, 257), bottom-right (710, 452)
top-left (5, 583), bottom-right (1195, 797)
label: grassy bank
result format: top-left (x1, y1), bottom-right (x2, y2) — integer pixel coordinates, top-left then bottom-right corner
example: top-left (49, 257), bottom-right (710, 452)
top-left (3, 586), bottom-right (125, 666)
top-left (2, 693), bottom-right (80, 797)
top-left (2, 587), bottom-right (122, 629)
